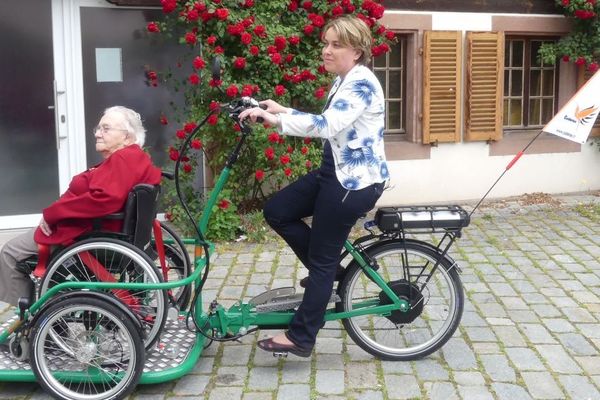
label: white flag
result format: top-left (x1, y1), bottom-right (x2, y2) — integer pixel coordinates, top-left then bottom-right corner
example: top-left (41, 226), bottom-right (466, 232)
top-left (543, 69), bottom-right (600, 144)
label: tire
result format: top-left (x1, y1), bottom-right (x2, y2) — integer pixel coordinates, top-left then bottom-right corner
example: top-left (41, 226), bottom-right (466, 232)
top-left (30, 296), bottom-right (144, 400)
top-left (39, 238), bottom-right (168, 350)
top-left (337, 240), bottom-right (464, 361)
top-left (152, 222), bottom-right (191, 310)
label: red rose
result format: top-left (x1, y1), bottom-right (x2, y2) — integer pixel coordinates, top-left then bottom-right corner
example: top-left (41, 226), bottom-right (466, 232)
top-left (303, 25), bottom-right (314, 35)
top-left (385, 30), bottom-right (395, 40)
top-left (194, 2), bottom-right (207, 12)
top-left (268, 131), bottom-right (280, 143)
top-left (265, 147), bottom-right (275, 160)
top-left (193, 56), bottom-right (206, 69)
top-left (147, 22), bottom-right (160, 33)
top-left (227, 23), bottom-right (244, 36)
top-left (233, 123), bottom-right (241, 131)
top-left (280, 154), bottom-right (290, 165)
top-left (176, 129), bottom-right (186, 139)
top-left (588, 62), bottom-right (599, 72)
top-left (207, 114), bottom-right (219, 125)
top-left (274, 36), bottom-right (287, 51)
top-left (161, 0), bottom-right (177, 13)
top-left (289, 1), bottom-right (298, 11)
top-left (288, 36), bottom-right (300, 46)
top-left (278, 137), bottom-right (285, 144)
top-left (301, 146), bottom-right (308, 154)
top-left (226, 84), bottom-right (239, 97)
top-left (185, 32), bottom-right (197, 45)
top-left (206, 35), bottom-right (217, 46)
top-left (314, 87), bottom-right (326, 99)
top-left (241, 32), bottom-right (252, 45)
top-left (191, 139), bottom-right (202, 149)
top-left (302, 1), bottom-right (312, 9)
top-left (346, 4), bottom-right (356, 12)
top-left (562, 55), bottom-right (570, 62)
top-left (244, 0), bottom-right (254, 6)
top-left (218, 199), bottom-right (230, 209)
top-left (209, 78), bottom-right (222, 87)
top-left (184, 122), bottom-right (197, 133)
top-left (147, 70), bottom-right (158, 80)
top-left (165, 211), bottom-right (173, 221)
top-left (310, 14), bottom-right (325, 28)
top-left (562, 0), bottom-right (569, 4)
top-left (242, 84), bottom-right (253, 96)
top-left (303, 137), bottom-right (311, 144)
top-left (254, 25), bottom-right (267, 38)
top-left (233, 57), bottom-right (246, 69)
top-left (576, 56), bottom-right (586, 66)
top-left (287, 145), bottom-right (294, 153)
top-left (305, 160), bottom-right (312, 168)
top-left (160, 115), bottom-right (168, 125)
top-left (285, 54), bottom-right (294, 63)
top-left (274, 85), bottom-right (286, 96)
top-left (250, 45), bottom-right (260, 56)
top-left (271, 53), bottom-right (283, 64)
top-left (284, 168), bottom-right (292, 177)
top-left (188, 73), bottom-right (200, 85)
top-left (255, 169), bottom-right (265, 181)
top-left (169, 147), bottom-right (179, 161)
top-left (214, 46), bottom-right (224, 54)
top-left (215, 8), bottom-right (229, 20)
top-left (267, 45), bottom-right (277, 54)
top-left (183, 164), bottom-right (193, 173)
top-left (187, 9), bottom-right (199, 22)
top-left (332, 5), bottom-right (344, 16)
top-left (318, 64), bottom-right (327, 74)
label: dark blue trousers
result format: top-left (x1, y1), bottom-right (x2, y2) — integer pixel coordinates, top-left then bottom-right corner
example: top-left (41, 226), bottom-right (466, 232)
top-left (263, 168), bottom-right (383, 349)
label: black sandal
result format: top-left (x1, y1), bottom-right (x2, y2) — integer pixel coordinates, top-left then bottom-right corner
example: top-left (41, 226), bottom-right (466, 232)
top-left (257, 333), bottom-right (312, 357)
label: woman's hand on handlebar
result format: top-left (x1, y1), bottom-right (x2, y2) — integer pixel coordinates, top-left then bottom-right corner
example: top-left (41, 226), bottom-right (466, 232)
top-left (238, 107), bottom-right (279, 126)
top-left (259, 99), bottom-right (290, 114)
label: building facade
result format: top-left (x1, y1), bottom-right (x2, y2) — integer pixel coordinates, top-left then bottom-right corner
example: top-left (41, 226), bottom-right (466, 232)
top-left (1, 0), bottom-right (598, 230)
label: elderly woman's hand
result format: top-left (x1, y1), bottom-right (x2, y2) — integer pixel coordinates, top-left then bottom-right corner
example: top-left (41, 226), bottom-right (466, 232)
top-left (39, 218), bottom-right (53, 236)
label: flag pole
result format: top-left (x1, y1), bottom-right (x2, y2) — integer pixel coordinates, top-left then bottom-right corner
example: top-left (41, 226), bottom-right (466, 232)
top-left (468, 130), bottom-right (544, 218)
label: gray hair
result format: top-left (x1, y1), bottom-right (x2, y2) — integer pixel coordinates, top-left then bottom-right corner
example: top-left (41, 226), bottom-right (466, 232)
top-left (104, 106), bottom-right (146, 146)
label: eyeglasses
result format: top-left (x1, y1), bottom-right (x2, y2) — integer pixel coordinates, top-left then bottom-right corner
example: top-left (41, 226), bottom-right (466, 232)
top-left (94, 124), bottom-right (129, 135)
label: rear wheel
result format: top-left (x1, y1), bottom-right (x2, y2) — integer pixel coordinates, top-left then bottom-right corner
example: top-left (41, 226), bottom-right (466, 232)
top-left (30, 296), bottom-right (144, 400)
top-left (39, 238), bottom-right (167, 349)
top-left (337, 240), bottom-right (464, 360)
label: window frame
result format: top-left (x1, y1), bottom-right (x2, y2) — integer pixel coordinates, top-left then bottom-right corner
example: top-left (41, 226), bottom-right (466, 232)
top-left (503, 35), bottom-right (560, 131)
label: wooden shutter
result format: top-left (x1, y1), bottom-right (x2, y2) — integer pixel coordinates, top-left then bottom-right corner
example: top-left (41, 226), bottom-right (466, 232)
top-left (423, 31), bottom-right (462, 144)
top-left (577, 65), bottom-right (600, 137)
top-left (465, 32), bottom-right (504, 141)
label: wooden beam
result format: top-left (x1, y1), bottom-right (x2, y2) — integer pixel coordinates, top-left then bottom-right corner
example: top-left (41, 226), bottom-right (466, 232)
top-left (384, 0), bottom-right (560, 14)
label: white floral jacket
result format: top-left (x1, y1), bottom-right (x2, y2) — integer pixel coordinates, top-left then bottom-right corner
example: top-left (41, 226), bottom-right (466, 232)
top-left (279, 64), bottom-right (389, 190)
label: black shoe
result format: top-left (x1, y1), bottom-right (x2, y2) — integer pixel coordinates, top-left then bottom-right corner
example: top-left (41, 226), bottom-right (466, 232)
top-left (257, 333), bottom-right (312, 358)
top-left (299, 265), bottom-right (346, 289)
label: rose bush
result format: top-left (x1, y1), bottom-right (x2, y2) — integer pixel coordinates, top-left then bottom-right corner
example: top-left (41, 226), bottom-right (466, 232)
top-left (539, 0), bottom-right (600, 72)
top-left (147, 0), bottom-right (395, 240)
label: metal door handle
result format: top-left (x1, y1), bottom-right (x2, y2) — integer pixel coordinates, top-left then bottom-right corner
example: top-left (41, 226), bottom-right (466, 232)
top-left (50, 80), bottom-right (66, 150)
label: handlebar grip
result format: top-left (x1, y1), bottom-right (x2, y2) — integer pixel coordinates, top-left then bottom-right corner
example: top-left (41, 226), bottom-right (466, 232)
top-left (161, 170), bottom-right (174, 180)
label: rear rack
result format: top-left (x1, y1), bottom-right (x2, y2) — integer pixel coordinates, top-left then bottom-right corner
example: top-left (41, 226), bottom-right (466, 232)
top-left (372, 205), bottom-right (470, 234)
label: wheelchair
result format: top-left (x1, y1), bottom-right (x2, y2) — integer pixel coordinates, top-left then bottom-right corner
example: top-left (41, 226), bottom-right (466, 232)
top-left (14, 183), bottom-right (191, 348)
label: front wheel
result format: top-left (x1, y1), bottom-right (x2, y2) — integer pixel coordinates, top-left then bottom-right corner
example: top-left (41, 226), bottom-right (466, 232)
top-left (29, 296), bottom-right (145, 400)
top-left (337, 240), bottom-right (464, 361)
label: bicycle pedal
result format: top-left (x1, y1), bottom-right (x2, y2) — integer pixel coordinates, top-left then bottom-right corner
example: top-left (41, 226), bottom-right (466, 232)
top-left (273, 351), bottom-right (288, 358)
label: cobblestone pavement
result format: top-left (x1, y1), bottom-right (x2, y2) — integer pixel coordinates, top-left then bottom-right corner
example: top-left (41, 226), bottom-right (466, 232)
top-left (0, 192), bottom-right (599, 399)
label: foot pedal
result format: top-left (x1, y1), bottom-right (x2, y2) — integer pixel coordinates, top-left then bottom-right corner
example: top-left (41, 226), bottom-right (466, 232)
top-left (249, 287), bottom-right (296, 306)
top-left (255, 291), bottom-right (341, 313)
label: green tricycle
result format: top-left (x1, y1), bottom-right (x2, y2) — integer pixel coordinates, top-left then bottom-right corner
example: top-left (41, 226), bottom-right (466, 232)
top-left (0, 73), bottom-right (470, 400)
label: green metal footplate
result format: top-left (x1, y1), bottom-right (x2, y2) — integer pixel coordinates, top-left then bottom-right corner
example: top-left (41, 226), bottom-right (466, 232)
top-left (0, 315), bottom-right (205, 384)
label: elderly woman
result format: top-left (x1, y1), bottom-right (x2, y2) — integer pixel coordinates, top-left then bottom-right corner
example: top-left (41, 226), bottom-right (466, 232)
top-left (0, 106), bottom-right (161, 306)
top-left (239, 16), bottom-right (389, 357)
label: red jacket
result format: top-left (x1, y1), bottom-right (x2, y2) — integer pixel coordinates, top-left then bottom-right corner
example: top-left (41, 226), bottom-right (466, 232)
top-left (34, 145), bottom-right (162, 245)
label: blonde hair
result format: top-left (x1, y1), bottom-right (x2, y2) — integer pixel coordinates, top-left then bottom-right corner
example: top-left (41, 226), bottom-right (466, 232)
top-left (322, 16), bottom-right (373, 65)
top-left (104, 106), bottom-right (146, 146)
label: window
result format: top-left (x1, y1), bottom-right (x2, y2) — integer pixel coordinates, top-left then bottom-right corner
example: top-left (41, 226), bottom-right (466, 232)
top-left (372, 37), bottom-right (406, 134)
top-left (503, 37), bottom-right (558, 129)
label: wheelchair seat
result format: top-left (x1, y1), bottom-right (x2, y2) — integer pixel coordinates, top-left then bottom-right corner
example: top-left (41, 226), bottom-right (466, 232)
top-left (16, 183), bottom-right (161, 276)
